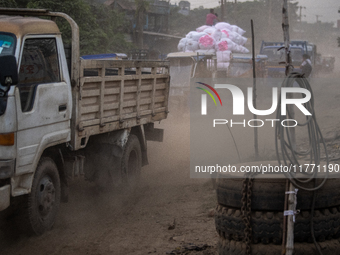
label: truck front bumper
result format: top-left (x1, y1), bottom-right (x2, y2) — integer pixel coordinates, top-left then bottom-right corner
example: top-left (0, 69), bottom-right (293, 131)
top-left (0, 159), bottom-right (15, 179)
top-left (0, 159), bottom-right (14, 211)
top-left (0, 185), bottom-right (10, 211)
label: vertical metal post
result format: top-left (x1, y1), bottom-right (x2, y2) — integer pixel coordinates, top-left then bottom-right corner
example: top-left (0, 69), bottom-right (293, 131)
top-left (286, 183), bottom-right (296, 255)
top-left (221, 0), bottom-right (225, 21)
top-left (251, 20), bottom-right (259, 160)
top-left (282, 1), bottom-right (296, 255)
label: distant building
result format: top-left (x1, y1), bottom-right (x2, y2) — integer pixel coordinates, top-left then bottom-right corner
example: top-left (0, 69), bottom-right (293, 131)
top-left (178, 1), bottom-right (190, 16)
top-left (104, 0), bottom-right (170, 33)
top-left (104, 0), bottom-right (178, 55)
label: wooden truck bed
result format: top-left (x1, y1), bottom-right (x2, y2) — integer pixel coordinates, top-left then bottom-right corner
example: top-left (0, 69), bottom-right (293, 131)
top-left (71, 59), bottom-right (170, 150)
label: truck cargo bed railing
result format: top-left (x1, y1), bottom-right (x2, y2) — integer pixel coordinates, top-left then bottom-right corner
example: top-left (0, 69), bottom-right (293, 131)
top-left (73, 59), bottom-right (170, 150)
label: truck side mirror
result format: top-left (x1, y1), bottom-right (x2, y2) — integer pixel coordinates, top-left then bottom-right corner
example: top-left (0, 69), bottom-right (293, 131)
top-left (0, 55), bottom-right (18, 87)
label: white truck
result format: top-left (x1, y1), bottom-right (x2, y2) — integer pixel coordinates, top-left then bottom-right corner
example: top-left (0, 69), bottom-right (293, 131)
top-left (0, 8), bottom-right (169, 235)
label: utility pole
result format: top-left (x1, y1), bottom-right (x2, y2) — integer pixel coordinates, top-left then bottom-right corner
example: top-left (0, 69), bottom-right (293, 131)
top-left (298, 6), bottom-right (305, 25)
top-left (224, 0), bottom-right (227, 21)
top-left (268, 0), bottom-right (272, 38)
top-left (221, 0), bottom-right (224, 21)
top-left (282, 1), bottom-right (296, 255)
top-left (315, 14), bottom-right (322, 23)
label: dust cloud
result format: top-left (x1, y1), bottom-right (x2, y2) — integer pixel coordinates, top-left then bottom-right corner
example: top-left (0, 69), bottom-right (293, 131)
top-left (0, 66), bottom-right (217, 255)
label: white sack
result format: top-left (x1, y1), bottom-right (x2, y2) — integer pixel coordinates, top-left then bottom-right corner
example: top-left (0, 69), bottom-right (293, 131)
top-left (217, 62), bottom-right (230, 71)
top-left (216, 50), bottom-right (232, 62)
top-left (196, 25), bottom-right (211, 32)
top-left (215, 22), bottom-right (232, 31)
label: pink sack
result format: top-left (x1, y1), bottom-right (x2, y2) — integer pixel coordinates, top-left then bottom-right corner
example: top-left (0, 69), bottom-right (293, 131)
top-left (198, 35), bottom-right (216, 50)
top-left (217, 40), bottom-right (229, 51)
top-left (221, 29), bottom-right (230, 38)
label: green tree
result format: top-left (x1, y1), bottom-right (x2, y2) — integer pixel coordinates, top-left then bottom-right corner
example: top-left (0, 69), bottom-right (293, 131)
top-left (88, 2), bottom-right (132, 53)
top-left (27, 0), bottom-right (131, 54)
top-left (0, 0), bottom-right (18, 7)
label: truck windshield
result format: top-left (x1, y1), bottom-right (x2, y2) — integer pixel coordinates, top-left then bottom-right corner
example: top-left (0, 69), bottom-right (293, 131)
top-left (0, 33), bottom-right (16, 115)
top-left (263, 47), bottom-right (303, 63)
top-left (0, 32), bottom-right (16, 56)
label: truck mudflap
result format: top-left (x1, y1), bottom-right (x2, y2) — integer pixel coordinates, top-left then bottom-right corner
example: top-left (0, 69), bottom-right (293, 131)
top-left (0, 185), bottom-right (10, 211)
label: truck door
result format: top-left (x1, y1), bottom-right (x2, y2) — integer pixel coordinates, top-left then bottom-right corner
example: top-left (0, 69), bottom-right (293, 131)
top-left (15, 36), bottom-right (71, 176)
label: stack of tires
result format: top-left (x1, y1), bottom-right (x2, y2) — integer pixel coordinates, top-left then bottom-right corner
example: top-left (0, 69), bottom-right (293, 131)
top-left (215, 162), bottom-right (340, 255)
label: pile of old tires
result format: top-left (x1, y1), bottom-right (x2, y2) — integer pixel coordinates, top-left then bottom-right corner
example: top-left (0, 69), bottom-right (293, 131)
top-left (214, 162), bottom-right (340, 255)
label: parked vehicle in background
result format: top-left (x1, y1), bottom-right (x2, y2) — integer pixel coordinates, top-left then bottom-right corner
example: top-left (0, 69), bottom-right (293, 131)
top-left (307, 43), bottom-right (317, 66)
top-left (259, 40), bottom-right (310, 77)
top-left (321, 56), bottom-right (335, 73)
top-left (0, 8), bottom-right (170, 235)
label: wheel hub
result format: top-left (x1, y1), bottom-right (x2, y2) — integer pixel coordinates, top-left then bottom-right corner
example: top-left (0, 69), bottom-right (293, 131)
top-left (37, 176), bottom-right (56, 217)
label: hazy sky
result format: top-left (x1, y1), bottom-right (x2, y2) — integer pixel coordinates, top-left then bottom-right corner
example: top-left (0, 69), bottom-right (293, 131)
top-left (181, 0), bottom-right (340, 26)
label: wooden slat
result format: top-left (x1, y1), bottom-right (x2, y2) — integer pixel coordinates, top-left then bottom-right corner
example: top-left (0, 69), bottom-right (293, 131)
top-left (119, 65), bottom-right (124, 122)
top-left (81, 89), bottom-right (100, 98)
top-left (99, 65), bottom-right (105, 127)
top-left (75, 58), bottom-right (170, 149)
top-left (79, 108), bottom-right (167, 128)
top-left (81, 105), bottom-right (99, 114)
top-left (82, 74), bottom-right (169, 83)
top-left (136, 67), bottom-right (141, 120)
top-left (81, 59), bottom-right (170, 69)
top-left (151, 67), bottom-right (156, 116)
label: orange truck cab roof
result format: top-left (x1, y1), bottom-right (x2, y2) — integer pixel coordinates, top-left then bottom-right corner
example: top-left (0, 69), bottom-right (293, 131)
top-left (0, 15), bottom-right (60, 37)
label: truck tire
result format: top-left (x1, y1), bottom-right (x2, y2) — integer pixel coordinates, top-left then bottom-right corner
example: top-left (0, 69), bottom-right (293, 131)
top-left (121, 134), bottom-right (142, 188)
top-left (218, 237), bottom-right (340, 255)
top-left (27, 157), bottom-right (61, 235)
top-left (217, 177), bottom-right (340, 211)
top-left (215, 205), bottom-right (340, 244)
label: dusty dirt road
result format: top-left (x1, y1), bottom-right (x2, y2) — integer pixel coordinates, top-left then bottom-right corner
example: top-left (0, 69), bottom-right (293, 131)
top-left (0, 110), bottom-right (218, 255)
top-left (1, 67), bottom-right (339, 255)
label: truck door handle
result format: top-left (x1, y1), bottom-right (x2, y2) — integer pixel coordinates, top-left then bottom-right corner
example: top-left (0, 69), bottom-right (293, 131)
top-left (59, 104), bottom-right (67, 112)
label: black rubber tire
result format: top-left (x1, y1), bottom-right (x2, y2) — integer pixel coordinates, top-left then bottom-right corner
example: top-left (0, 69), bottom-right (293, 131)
top-left (27, 157), bottom-right (61, 235)
top-left (217, 177), bottom-right (340, 211)
top-left (218, 237), bottom-right (340, 255)
top-left (121, 134), bottom-right (142, 188)
top-left (215, 205), bottom-right (340, 244)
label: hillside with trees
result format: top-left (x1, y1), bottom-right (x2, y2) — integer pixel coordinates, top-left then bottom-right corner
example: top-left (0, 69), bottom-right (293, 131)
top-left (0, 0), bottom-right (338, 55)
top-left (1, 0), bottom-right (132, 54)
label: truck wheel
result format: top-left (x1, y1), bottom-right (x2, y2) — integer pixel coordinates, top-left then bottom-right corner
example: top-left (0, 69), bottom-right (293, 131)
top-left (27, 157), bottom-right (61, 235)
top-left (121, 134), bottom-right (142, 188)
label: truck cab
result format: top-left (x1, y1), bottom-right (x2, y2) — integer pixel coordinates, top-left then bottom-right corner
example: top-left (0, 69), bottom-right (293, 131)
top-left (0, 15), bottom-right (72, 211)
